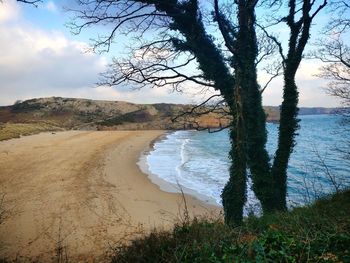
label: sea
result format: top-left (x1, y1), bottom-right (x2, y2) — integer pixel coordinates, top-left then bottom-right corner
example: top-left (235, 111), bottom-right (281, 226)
top-left (140, 115), bottom-right (350, 215)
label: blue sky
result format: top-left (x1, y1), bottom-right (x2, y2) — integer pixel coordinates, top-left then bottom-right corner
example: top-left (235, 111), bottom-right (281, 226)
top-left (0, 0), bottom-right (343, 107)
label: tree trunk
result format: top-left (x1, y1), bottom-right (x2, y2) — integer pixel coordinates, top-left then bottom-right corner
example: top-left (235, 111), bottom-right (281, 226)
top-left (234, 0), bottom-right (277, 214)
top-left (271, 68), bottom-right (299, 211)
top-left (222, 102), bottom-right (247, 225)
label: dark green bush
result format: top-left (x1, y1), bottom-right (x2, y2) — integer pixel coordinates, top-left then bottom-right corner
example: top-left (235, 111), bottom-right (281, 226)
top-left (111, 190), bottom-right (350, 263)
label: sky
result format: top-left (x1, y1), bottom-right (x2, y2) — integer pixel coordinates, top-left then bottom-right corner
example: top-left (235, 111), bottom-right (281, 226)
top-left (0, 0), bottom-right (342, 107)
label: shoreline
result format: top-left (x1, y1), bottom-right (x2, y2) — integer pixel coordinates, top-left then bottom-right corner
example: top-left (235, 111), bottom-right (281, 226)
top-left (137, 131), bottom-right (220, 206)
top-left (0, 130), bottom-right (220, 262)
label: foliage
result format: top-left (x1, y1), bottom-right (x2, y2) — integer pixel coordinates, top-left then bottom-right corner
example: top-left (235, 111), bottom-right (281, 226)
top-left (11, 100), bottom-right (44, 112)
top-left (69, 0), bottom-right (328, 225)
top-left (111, 190), bottom-right (350, 262)
top-left (97, 110), bottom-right (155, 126)
top-left (0, 122), bottom-right (61, 141)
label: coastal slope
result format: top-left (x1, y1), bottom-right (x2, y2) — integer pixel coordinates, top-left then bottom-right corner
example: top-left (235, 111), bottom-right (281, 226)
top-left (0, 97), bottom-right (281, 134)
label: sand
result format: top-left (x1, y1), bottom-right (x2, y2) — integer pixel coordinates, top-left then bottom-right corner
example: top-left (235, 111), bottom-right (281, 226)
top-left (0, 131), bottom-right (219, 262)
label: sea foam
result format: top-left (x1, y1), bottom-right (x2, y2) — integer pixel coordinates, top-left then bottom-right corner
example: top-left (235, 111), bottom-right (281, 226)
top-left (141, 115), bottom-right (350, 215)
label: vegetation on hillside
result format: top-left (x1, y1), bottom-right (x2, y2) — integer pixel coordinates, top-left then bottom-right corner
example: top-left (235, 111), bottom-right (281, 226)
top-left (0, 98), bottom-right (340, 138)
top-left (0, 97), bottom-right (282, 134)
top-left (111, 190), bottom-right (350, 262)
top-left (0, 122), bottom-right (62, 141)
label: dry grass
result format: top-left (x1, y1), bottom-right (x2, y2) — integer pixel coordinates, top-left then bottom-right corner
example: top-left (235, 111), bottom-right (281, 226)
top-left (0, 122), bottom-right (63, 141)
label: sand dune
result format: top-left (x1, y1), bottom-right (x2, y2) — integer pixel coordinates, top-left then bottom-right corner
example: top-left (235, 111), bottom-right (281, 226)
top-left (0, 131), bottom-right (218, 262)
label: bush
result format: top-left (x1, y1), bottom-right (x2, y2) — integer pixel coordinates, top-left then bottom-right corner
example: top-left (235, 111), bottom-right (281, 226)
top-left (111, 190), bottom-right (350, 262)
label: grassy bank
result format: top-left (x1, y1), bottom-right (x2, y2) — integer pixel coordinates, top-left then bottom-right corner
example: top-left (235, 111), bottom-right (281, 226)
top-left (0, 122), bottom-right (62, 141)
top-left (0, 190), bottom-right (348, 262)
top-left (112, 190), bottom-right (350, 262)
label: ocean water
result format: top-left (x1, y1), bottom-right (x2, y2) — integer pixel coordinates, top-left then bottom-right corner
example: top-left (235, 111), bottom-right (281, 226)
top-left (143, 115), bottom-right (350, 214)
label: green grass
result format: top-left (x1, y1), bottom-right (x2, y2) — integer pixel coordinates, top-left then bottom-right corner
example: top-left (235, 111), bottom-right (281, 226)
top-left (0, 122), bottom-right (62, 141)
top-left (111, 190), bottom-right (350, 262)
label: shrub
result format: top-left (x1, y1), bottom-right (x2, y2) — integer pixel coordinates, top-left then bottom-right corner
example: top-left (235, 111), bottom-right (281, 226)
top-left (111, 190), bottom-right (350, 262)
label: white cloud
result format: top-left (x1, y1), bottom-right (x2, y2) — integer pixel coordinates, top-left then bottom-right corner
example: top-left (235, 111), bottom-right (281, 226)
top-left (260, 60), bottom-right (341, 107)
top-left (77, 86), bottom-right (191, 104)
top-left (0, 0), bottom-right (20, 22)
top-left (0, 1), bottom-right (340, 107)
top-left (0, 13), bottom-right (108, 105)
top-left (0, 1), bottom-right (197, 106)
top-left (45, 1), bottom-right (57, 12)
top-left (296, 60), bottom-right (322, 80)
top-left (0, 4), bottom-right (125, 105)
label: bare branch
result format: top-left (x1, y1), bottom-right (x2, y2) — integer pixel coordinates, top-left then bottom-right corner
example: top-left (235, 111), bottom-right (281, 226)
top-left (324, 0), bottom-right (350, 33)
top-left (260, 64), bottom-right (283, 94)
top-left (172, 94), bottom-right (223, 122)
top-left (17, 0), bottom-right (41, 5)
top-left (313, 33), bottom-right (350, 105)
top-left (256, 23), bottom-right (286, 64)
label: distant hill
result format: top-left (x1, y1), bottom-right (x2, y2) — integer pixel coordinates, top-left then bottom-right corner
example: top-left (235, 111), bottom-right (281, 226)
top-left (0, 97), bottom-right (231, 131)
top-left (262, 106), bottom-right (341, 116)
top-left (298, 107), bottom-right (340, 115)
top-left (0, 97), bottom-right (340, 133)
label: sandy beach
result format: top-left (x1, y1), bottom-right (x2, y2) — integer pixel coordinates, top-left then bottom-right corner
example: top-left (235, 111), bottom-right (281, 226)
top-left (0, 131), bottom-right (219, 262)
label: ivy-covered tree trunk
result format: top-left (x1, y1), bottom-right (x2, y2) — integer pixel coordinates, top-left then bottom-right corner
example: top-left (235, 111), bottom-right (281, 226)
top-left (239, 4), bottom-right (275, 215)
top-left (72, 0), bottom-right (327, 225)
top-left (222, 107), bottom-right (247, 225)
top-left (271, 67), bottom-right (299, 211)
top-left (268, 0), bottom-right (323, 211)
top-left (223, 0), bottom-right (277, 222)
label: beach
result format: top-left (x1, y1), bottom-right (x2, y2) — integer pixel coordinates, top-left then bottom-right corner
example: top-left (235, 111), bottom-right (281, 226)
top-left (0, 131), bottom-right (219, 262)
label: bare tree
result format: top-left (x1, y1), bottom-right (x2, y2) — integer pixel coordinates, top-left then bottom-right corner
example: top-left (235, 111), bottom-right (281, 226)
top-left (314, 0), bottom-right (350, 165)
top-left (69, 0), bottom-right (327, 225)
top-left (318, 37), bottom-right (350, 104)
top-left (316, 0), bottom-right (350, 106)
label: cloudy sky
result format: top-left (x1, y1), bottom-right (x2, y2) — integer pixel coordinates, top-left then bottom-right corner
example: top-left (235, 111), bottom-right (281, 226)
top-left (0, 0), bottom-right (342, 107)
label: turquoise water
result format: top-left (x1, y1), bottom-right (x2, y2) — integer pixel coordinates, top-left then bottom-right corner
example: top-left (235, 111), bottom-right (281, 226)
top-left (145, 115), bottom-right (350, 213)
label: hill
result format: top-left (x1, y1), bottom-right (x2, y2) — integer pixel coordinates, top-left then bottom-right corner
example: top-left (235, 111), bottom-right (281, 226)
top-left (0, 97), bottom-right (231, 130)
top-left (0, 97), bottom-right (280, 134)
top-left (0, 97), bottom-right (341, 140)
